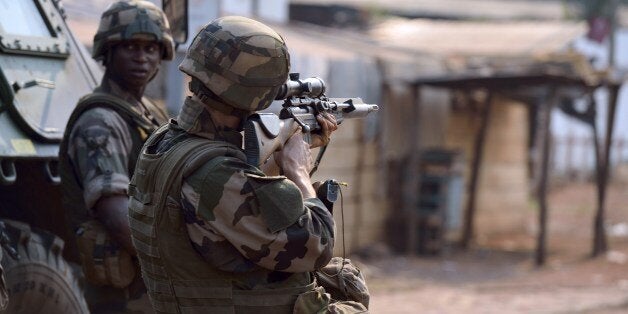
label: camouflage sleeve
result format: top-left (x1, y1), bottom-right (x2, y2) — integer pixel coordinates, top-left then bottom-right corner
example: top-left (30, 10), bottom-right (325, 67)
top-left (182, 157), bottom-right (335, 273)
top-left (67, 107), bottom-right (133, 210)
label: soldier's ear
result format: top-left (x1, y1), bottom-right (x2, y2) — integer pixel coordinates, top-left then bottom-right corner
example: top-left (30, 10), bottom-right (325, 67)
top-left (103, 44), bottom-right (120, 66)
top-left (102, 47), bottom-right (113, 66)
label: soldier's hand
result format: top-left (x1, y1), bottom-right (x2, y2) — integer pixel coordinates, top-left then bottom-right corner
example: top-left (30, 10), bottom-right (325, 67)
top-left (310, 112), bottom-right (338, 148)
top-left (274, 130), bottom-right (316, 198)
top-left (275, 130), bottom-right (313, 174)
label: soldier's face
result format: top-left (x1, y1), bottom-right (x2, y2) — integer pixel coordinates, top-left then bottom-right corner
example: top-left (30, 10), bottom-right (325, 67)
top-left (109, 39), bottom-right (161, 90)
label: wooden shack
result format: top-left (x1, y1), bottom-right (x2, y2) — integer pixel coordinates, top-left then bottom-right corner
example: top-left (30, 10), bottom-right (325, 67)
top-left (276, 18), bottom-right (587, 255)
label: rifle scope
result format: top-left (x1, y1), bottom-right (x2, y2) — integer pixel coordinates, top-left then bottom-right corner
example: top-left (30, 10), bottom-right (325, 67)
top-left (275, 73), bottom-right (326, 100)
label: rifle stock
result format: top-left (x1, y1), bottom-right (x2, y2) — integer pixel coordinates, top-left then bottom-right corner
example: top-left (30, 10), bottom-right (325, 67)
top-left (244, 113), bottom-right (299, 167)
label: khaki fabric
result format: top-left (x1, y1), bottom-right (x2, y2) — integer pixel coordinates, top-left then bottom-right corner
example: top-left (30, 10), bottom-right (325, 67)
top-left (76, 220), bottom-right (136, 288)
top-left (130, 122), bottom-right (316, 313)
top-left (315, 257), bottom-right (370, 309)
top-left (293, 286), bottom-right (367, 314)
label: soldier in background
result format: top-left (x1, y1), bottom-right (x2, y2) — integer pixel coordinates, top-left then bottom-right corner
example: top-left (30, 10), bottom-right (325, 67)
top-left (58, 1), bottom-right (174, 312)
top-left (128, 16), bottom-right (367, 313)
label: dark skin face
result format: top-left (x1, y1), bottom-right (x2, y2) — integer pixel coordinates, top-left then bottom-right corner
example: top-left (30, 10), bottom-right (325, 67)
top-left (105, 39), bottom-right (161, 100)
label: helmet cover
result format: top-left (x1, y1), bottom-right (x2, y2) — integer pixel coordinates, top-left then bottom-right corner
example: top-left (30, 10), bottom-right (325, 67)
top-left (179, 16), bottom-right (290, 112)
top-left (92, 0), bottom-right (175, 61)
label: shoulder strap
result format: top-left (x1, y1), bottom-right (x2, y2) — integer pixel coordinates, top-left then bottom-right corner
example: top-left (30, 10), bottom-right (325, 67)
top-left (60, 92), bottom-right (150, 202)
top-left (157, 138), bottom-right (246, 207)
top-left (141, 97), bottom-right (169, 125)
top-left (75, 92), bottom-right (158, 133)
top-left (131, 123), bottom-right (246, 222)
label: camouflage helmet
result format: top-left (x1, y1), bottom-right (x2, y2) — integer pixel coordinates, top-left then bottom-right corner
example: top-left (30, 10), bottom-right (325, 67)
top-left (92, 0), bottom-right (174, 61)
top-left (179, 16), bottom-right (290, 113)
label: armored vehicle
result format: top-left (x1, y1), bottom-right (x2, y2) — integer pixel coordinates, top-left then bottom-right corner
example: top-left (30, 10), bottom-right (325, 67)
top-left (0, 0), bottom-right (102, 312)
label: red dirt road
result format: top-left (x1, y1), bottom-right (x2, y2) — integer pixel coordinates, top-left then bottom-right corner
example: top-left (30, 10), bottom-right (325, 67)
top-left (362, 182), bottom-right (628, 313)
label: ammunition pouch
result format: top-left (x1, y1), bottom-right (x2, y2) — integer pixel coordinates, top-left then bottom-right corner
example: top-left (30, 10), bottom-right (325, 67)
top-left (76, 220), bottom-right (136, 288)
top-left (314, 257), bottom-right (370, 309)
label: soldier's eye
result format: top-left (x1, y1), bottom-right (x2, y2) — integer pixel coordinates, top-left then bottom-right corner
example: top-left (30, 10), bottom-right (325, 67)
top-left (145, 43), bottom-right (160, 54)
top-left (124, 43), bottom-right (138, 51)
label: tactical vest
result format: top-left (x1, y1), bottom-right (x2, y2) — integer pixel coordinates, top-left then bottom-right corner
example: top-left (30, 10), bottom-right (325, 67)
top-left (59, 92), bottom-right (167, 229)
top-left (128, 123), bottom-right (315, 314)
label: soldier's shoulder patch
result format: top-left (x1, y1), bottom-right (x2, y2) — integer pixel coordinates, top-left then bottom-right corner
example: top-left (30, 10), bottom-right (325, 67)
top-left (72, 109), bottom-right (109, 149)
top-left (191, 156), bottom-right (244, 221)
top-left (245, 173), bottom-right (304, 233)
top-left (80, 124), bottom-right (111, 150)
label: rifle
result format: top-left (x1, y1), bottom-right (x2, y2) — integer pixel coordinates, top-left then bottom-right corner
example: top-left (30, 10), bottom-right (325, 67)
top-left (243, 73), bottom-right (379, 174)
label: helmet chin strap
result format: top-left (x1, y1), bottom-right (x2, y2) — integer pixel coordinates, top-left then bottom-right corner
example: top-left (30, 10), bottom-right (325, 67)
top-left (189, 79), bottom-right (251, 121)
top-left (236, 113), bottom-right (251, 132)
top-left (204, 106), bottom-right (248, 144)
top-left (206, 109), bottom-right (225, 140)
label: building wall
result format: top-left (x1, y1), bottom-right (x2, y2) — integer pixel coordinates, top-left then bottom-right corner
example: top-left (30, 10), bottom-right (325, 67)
top-left (312, 120), bottom-right (385, 255)
top-left (419, 87), bottom-right (451, 148)
top-left (445, 95), bottom-right (530, 244)
top-left (287, 50), bottom-right (385, 255)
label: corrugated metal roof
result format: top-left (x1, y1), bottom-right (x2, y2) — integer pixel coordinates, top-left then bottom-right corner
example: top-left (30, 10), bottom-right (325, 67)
top-left (292, 0), bottom-right (566, 21)
top-left (270, 21), bottom-right (446, 81)
top-left (291, 0), bottom-right (628, 25)
top-left (369, 18), bottom-right (585, 57)
top-left (276, 17), bottom-right (593, 84)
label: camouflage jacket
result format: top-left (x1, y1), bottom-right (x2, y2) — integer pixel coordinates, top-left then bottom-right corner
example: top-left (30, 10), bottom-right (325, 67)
top-left (63, 77), bottom-right (168, 214)
top-left (169, 96), bottom-right (336, 286)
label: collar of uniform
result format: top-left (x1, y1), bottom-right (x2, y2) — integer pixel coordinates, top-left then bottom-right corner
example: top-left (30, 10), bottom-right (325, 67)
top-left (96, 77), bottom-right (145, 115)
top-left (177, 95), bottom-right (243, 148)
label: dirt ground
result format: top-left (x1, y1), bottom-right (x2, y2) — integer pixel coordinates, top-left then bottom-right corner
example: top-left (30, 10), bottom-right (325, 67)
top-left (357, 182), bottom-right (628, 314)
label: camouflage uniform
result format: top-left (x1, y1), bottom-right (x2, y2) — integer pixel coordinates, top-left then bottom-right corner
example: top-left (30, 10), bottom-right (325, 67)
top-left (61, 77), bottom-right (168, 225)
top-left (128, 16), bottom-right (367, 313)
top-left (58, 1), bottom-right (173, 312)
top-left (58, 76), bottom-right (169, 311)
top-left (179, 97), bottom-right (335, 275)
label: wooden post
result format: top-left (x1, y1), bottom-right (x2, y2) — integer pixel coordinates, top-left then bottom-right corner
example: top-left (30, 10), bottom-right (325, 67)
top-left (616, 138), bottom-right (625, 167)
top-left (535, 88), bottom-right (557, 266)
top-left (404, 84), bottom-right (421, 254)
top-left (592, 83), bottom-right (620, 257)
top-left (460, 90), bottom-right (492, 248)
top-left (586, 136), bottom-right (595, 180)
top-left (565, 135), bottom-right (574, 176)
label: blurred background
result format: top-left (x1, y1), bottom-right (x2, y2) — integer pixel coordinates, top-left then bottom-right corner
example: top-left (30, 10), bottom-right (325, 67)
top-left (62, 0), bottom-right (628, 313)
